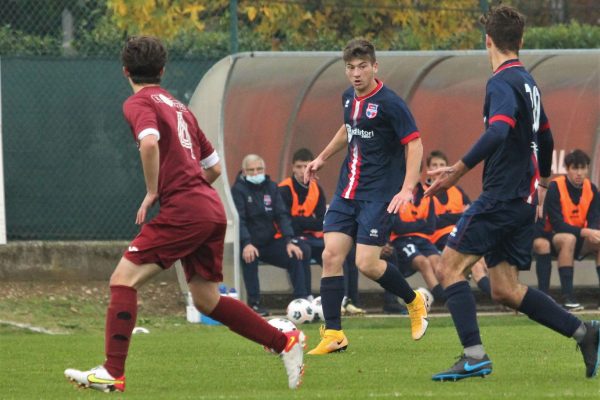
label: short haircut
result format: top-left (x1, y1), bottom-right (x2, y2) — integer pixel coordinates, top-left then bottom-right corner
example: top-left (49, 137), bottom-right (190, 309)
top-left (343, 38), bottom-right (376, 64)
top-left (564, 149), bottom-right (590, 168)
top-left (479, 5), bottom-right (525, 54)
top-left (121, 36), bottom-right (167, 84)
top-left (292, 148), bottom-right (314, 163)
top-left (242, 154), bottom-right (265, 169)
top-left (426, 150), bottom-right (449, 166)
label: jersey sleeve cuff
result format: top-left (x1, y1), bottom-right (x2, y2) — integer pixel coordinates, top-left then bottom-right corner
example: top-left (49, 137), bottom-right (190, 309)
top-left (137, 128), bottom-right (160, 141)
top-left (201, 150), bottom-right (220, 169)
top-left (400, 131), bottom-right (420, 145)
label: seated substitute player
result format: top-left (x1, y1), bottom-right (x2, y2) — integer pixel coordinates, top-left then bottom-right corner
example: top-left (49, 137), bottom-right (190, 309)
top-left (425, 6), bottom-right (599, 381)
top-left (304, 38), bottom-right (429, 355)
top-left (544, 149), bottom-right (600, 310)
top-left (279, 148), bottom-right (366, 314)
top-left (64, 36), bottom-right (305, 392)
top-left (232, 154), bottom-right (311, 317)
top-left (426, 150), bottom-right (491, 297)
top-left (386, 181), bottom-right (447, 305)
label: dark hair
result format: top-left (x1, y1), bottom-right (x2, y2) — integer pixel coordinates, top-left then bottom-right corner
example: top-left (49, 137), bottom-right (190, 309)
top-left (426, 150), bottom-right (448, 167)
top-left (479, 5), bottom-right (525, 54)
top-left (292, 148), bottom-right (314, 163)
top-left (343, 38), bottom-right (376, 64)
top-left (121, 36), bottom-right (167, 84)
top-left (564, 149), bottom-right (590, 168)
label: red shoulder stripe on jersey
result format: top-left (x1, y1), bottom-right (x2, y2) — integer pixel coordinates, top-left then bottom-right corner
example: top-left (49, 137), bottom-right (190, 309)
top-left (539, 121), bottom-right (550, 133)
top-left (493, 61), bottom-right (524, 75)
top-left (400, 131), bottom-right (420, 145)
top-left (489, 115), bottom-right (516, 128)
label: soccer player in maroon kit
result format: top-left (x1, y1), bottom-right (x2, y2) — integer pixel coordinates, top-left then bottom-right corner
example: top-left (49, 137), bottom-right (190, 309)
top-left (65, 36), bottom-right (305, 392)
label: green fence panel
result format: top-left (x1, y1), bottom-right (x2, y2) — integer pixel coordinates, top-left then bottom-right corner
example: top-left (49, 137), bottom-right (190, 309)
top-left (2, 57), bottom-right (216, 240)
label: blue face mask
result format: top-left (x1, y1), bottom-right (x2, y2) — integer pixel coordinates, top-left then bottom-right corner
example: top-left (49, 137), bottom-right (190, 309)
top-left (246, 174), bottom-right (266, 185)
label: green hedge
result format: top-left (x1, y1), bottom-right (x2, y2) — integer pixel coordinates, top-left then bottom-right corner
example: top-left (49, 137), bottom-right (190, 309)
top-left (524, 21), bottom-right (600, 49)
top-left (1, 20), bottom-right (598, 57)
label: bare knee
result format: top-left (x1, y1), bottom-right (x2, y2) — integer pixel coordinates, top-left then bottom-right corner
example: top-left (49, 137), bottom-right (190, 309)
top-left (322, 248), bottom-right (346, 274)
top-left (533, 238), bottom-right (550, 255)
top-left (355, 254), bottom-right (383, 279)
top-left (554, 233), bottom-right (576, 252)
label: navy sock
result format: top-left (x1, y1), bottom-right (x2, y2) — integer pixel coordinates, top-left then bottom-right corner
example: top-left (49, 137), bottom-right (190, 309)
top-left (558, 267), bottom-right (574, 297)
top-left (375, 262), bottom-right (416, 304)
top-left (445, 281), bottom-right (481, 347)
top-left (431, 284), bottom-right (446, 303)
top-left (321, 276), bottom-right (345, 330)
top-left (476, 276), bottom-right (491, 297)
top-left (517, 287), bottom-right (581, 337)
top-left (535, 254), bottom-right (552, 293)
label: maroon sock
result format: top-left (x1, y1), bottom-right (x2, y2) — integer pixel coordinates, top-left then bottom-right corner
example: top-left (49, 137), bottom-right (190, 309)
top-left (209, 296), bottom-right (287, 353)
top-left (103, 285), bottom-right (137, 377)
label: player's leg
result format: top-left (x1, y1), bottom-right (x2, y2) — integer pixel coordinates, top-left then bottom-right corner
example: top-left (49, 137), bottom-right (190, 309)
top-left (470, 259), bottom-right (491, 297)
top-left (188, 224), bottom-right (305, 389)
top-left (553, 232), bottom-right (582, 310)
top-left (578, 238), bottom-right (600, 309)
top-left (260, 238), bottom-right (310, 300)
top-left (533, 234), bottom-right (553, 294)
top-left (65, 258), bottom-right (162, 392)
top-left (307, 231), bottom-right (353, 355)
top-left (342, 246), bottom-right (365, 315)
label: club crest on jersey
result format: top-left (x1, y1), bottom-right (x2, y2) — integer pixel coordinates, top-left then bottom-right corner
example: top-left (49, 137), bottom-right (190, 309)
top-left (263, 195), bottom-right (272, 206)
top-left (366, 103), bottom-right (378, 119)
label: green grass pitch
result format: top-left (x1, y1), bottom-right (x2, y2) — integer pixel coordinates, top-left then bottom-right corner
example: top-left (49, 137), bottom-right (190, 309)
top-left (1, 313), bottom-right (599, 399)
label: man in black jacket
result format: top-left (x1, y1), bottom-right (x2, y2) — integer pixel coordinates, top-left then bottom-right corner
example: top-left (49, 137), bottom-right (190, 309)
top-left (232, 154), bottom-right (311, 316)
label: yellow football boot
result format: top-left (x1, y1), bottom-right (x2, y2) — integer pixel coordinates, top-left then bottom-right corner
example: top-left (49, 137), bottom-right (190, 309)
top-left (307, 325), bottom-right (348, 355)
top-left (406, 290), bottom-right (429, 340)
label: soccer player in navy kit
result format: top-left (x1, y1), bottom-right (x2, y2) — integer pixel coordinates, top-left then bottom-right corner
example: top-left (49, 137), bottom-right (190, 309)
top-left (305, 38), bottom-right (429, 355)
top-left (425, 6), bottom-right (599, 380)
top-left (65, 36), bottom-right (306, 392)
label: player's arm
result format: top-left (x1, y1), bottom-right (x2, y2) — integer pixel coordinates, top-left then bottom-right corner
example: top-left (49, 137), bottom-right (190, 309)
top-left (304, 124), bottom-right (347, 183)
top-left (203, 160), bottom-right (221, 184)
top-left (136, 134), bottom-right (160, 224)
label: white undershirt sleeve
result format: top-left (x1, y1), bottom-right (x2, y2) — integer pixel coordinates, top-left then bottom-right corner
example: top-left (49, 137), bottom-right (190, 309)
top-left (201, 150), bottom-right (220, 169)
top-left (137, 128), bottom-right (160, 141)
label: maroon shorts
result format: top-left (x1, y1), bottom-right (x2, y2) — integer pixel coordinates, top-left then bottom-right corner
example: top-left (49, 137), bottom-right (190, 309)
top-left (124, 219), bottom-right (226, 282)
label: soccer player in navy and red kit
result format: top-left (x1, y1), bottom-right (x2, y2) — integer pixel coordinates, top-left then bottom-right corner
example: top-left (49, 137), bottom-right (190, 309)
top-left (425, 6), bottom-right (599, 380)
top-left (65, 36), bottom-right (306, 392)
top-left (305, 38), bottom-right (429, 355)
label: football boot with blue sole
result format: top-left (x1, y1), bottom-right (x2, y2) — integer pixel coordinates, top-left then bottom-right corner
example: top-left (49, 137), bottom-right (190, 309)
top-left (432, 354), bottom-right (492, 381)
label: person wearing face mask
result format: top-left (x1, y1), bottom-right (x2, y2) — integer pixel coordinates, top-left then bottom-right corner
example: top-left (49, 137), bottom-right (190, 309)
top-left (231, 154), bottom-right (311, 316)
top-left (543, 149), bottom-right (600, 311)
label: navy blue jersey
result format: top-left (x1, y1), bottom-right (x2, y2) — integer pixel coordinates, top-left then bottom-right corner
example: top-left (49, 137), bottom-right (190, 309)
top-left (335, 79), bottom-right (420, 201)
top-left (479, 59), bottom-right (551, 202)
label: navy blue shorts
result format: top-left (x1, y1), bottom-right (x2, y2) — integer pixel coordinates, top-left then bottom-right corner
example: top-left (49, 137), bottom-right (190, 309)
top-left (392, 236), bottom-right (440, 265)
top-left (323, 195), bottom-right (391, 246)
top-left (446, 194), bottom-right (536, 270)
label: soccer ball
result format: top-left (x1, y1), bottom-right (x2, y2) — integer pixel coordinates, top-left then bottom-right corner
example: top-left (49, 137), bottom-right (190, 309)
top-left (311, 296), bottom-right (324, 321)
top-left (267, 317), bottom-right (297, 332)
top-left (264, 318), bottom-right (298, 354)
top-left (286, 298), bottom-right (314, 324)
top-left (416, 287), bottom-right (434, 312)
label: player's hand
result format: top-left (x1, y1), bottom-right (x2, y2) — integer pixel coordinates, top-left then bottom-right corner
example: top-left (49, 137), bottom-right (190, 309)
top-left (304, 157), bottom-right (325, 184)
top-left (286, 243), bottom-right (304, 259)
top-left (535, 185), bottom-right (547, 221)
top-left (424, 161), bottom-right (467, 197)
top-left (242, 244), bottom-right (260, 263)
top-left (380, 243), bottom-right (394, 259)
top-left (136, 192), bottom-right (158, 224)
top-left (582, 228), bottom-right (600, 244)
top-left (387, 187), bottom-right (414, 214)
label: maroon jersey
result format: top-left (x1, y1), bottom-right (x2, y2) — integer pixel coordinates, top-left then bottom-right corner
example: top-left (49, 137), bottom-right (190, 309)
top-left (123, 86), bottom-right (225, 224)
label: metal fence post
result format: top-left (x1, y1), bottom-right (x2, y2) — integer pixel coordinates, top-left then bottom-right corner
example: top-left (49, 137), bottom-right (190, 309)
top-left (230, 0), bottom-right (238, 55)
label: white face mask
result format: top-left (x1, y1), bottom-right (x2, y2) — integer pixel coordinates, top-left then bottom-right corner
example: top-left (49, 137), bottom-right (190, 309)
top-left (246, 174), bottom-right (266, 185)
